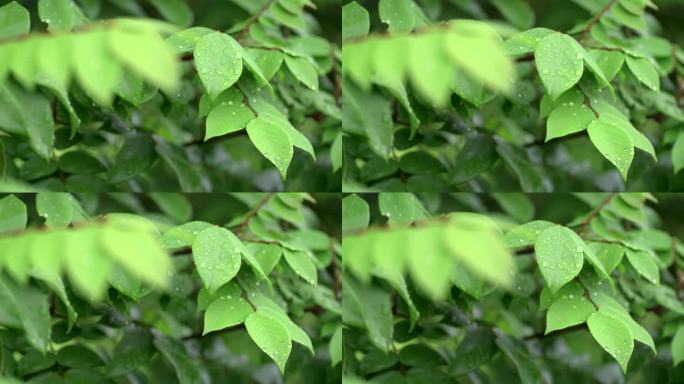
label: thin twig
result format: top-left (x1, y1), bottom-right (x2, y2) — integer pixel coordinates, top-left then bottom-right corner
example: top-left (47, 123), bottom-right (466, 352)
top-left (579, 0), bottom-right (619, 44)
top-left (237, 193), bottom-right (274, 235)
top-left (236, 0), bottom-right (277, 43)
top-left (578, 193), bottom-right (616, 234)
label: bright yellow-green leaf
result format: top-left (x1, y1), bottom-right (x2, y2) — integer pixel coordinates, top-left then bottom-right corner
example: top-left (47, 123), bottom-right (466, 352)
top-left (245, 310), bottom-right (292, 374)
top-left (587, 311), bottom-right (633, 373)
top-left (194, 32), bottom-right (243, 99)
top-left (192, 226), bottom-right (242, 294)
top-left (246, 118), bottom-right (293, 180)
top-left (535, 33), bottom-right (584, 99)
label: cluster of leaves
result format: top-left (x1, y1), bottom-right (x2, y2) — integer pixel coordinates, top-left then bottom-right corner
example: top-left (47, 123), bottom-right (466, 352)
top-left (342, 0), bottom-right (684, 192)
top-left (0, 192), bottom-right (341, 382)
top-left (0, 0), bottom-right (341, 192)
top-left (342, 192), bottom-right (684, 382)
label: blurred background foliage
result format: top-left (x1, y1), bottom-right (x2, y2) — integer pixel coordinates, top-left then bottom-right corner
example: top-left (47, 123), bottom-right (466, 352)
top-left (0, 192), bottom-right (341, 384)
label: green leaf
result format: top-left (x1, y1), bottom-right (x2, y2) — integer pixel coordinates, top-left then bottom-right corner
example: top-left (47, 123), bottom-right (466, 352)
top-left (246, 242), bottom-right (282, 275)
top-left (492, 193), bottom-right (534, 222)
top-left (449, 327), bottom-right (497, 376)
top-left (491, 0), bottom-right (535, 29)
top-left (545, 293), bottom-right (595, 334)
top-left (379, 0), bottom-right (415, 32)
top-left (495, 334), bottom-right (544, 384)
top-left (74, 30), bottom-right (121, 106)
top-left (503, 220), bottom-right (554, 248)
top-left (331, 132), bottom-right (342, 173)
top-left (38, 0), bottom-right (75, 31)
top-left (153, 334), bottom-right (202, 384)
top-left (505, 27), bottom-right (554, 55)
top-left (0, 195), bottom-right (26, 234)
top-left (592, 294), bottom-right (656, 354)
top-left (203, 283), bottom-right (253, 335)
top-left (625, 249), bottom-right (659, 284)
top-left (253, 102), bottom-right (315, 160)
top-left (36, 193), bottom-right (74, 228)
top-left (445, 215), bottom-right (515, 288)
top-left (108, 266), bottom-right (144, 301)
top-left (155, 141), bottom-right (204, 192)
top-left (58, 151), bottom-right (105, 175)
top-left (249, 49), bottom-right (284, 81)
top-left (148, 0), bottom-right (193, 27)
top-left (534, 225), bottom-right (584, 292)
top-left (672, 132), bottom-right (684, 174)
top-left (284, 55), bottom-right (319, 91)
top-left (167, 26), bottom-right (213, 54)
top-left (149, 193), bottom-right (192, 223)
top-left (102, 214), bottom-right (172, 288)
top-left (591, 50), bottom-right (625, 82)
top-left (107, 327), bottom-right (155, 377)
top-left (246, 118), bottom-right (294, 180)
top-left (108, 133), bottom-right (156, 183)
top-left (0, 274), bottom-right (51, 352)
top-left (672, 326), bottom-right (684, 366)
top-left (283, 248), bottom-right (318, 285)
top-left (109, 26), bottom-right (180, 93)
top-left (194, 32), bottom-right (243, 99)
top-left (57, 345), bottom-right (103, 368)
top-left (205, 102), bottom-right (255, 141)
top-left (373, 268), bottom-right (419, 329)
top-left (625, 56), bottom-right (660, 91)
top-left (192, 226), bottom-right (242, 294)
top-left (162, 221), bottom-right (213, 249)
top-left (245, 309), bottom-right (292, 374)
top-left (251, 296), bottom-right (314, 354)
top-left (342, 194), bottom-right (369, 232)
top-left (546, 101), bottom-right (596, 142)
top-left (587, 115), bottom-right (634, 180)
top-left (446, 22), bottom-right (514, 97)
top-left (343, 81), bottom-right (393, 159)
top-left (342, 1), bottom-right (369, 40)
top-left (406, 226), bottom-right (453, 298)
top-left (588, 242), bottom-right (624, 274)
top-left (343, 273), bottom-right (393, 352)
top-left (0, 2), bottom-right (30, 39)
top-left (330, 325), bottom-right (342, 367)
top-left (16, 350), bottom-right (55, 376)
top-left (65, 227), bottom-right (111, 300)
top-left (398, 344), bottom-right (445, 367)
top-left (495, 139), bottom-right (549, 192)
top-left (535, 33), bottom-right (584, 99)
top-left (450, 134), bottom-right (498, 184)
top-left (379, 193), bottom-right (415, 225)
top-left (592, 102), bottom-right (656, 161)
top-left (587, 311), bottom-right (633, 373)
top-left (0, 83), bottom-right (55, 159)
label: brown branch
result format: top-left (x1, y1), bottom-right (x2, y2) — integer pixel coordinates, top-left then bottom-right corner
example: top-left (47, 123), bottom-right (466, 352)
top-left (516, 53), bottom-right (535, 63)
top-left (578, 194), bottom-right (616, 234)
top-left (236, 0), bottom-right (277, 43)
top-left (237, 193), bottom-right (274, 235)
top-left (579, 0), bottom-right (619, 44)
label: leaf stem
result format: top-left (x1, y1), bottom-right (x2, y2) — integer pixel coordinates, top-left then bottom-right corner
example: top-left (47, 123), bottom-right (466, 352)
top-left (236, 0), bottom-right (278, 43)
top-left (579, 0), bottom-right (619, 44)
